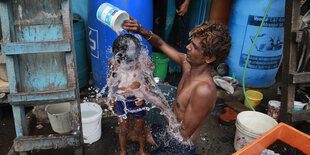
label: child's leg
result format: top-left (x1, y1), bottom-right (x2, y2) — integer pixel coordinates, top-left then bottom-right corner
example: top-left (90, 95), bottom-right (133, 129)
top-left (134, 117), bottom-right (148, 155)
top-left (119, 117), bottom-right (129, 155)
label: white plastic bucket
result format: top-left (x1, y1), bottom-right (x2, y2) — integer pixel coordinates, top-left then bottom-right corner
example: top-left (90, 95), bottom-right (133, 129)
top-left (294, 101), bottom-right (307, 111)
top-left (234, 111), bottom-right (278, 151)
top-left (96, 2), bottom-right (129, 34)
top-left (46, 102), bottom-right (72, 134)
top-left (81, 102), bottom-right (102, 144)
top-left (267, 100), bottom-right (281, 120)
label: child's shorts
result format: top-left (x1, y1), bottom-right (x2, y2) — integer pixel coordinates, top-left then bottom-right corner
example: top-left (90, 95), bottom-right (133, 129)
top-left (116, 96), bottom-right (146, 119)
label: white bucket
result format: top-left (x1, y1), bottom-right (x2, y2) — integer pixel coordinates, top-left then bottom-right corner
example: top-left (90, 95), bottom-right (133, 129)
top-left (96, 2), bottom-right (129, 34)
top-left (294, 101), bottom-right (307, 111)
top-left (46, 102), bottom-right (72, 134)
top-left (234, 111), bottom-right (278, 151)
top-left (81, 102), bottom-right (102, 144)
top-left (267, 100), bottom-right (281, 120)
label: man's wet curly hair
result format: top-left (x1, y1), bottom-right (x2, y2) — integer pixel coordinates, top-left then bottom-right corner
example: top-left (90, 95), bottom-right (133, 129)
top-left (189, 21), bottom-right (231, 65)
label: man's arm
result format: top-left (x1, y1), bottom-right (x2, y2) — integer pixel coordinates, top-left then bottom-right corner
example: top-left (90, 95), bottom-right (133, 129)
top-left (122, 17), bottom-right (186, 66)
top-left (180, 83), bottom-right (216, 140)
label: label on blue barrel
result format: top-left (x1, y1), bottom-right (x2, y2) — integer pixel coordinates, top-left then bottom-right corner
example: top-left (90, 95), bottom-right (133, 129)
top-left (239, 15), bottom-right (285, 70)
top-left (97, 3), bottom-right (120, 27)
top-left (88, 27), bottom-right (99, 58)
top-left (239, 54), bottom-right (282, 70)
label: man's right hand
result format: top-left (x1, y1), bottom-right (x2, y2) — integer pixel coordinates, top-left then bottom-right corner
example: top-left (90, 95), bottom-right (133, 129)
top-left (122, 16), bottom-right (155, 43)
top-left (122, 16), bottom-right (141, 33)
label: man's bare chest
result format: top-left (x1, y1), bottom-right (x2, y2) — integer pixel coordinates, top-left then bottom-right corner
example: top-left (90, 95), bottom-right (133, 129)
top-left (175, 79), bottom-right (196, 109)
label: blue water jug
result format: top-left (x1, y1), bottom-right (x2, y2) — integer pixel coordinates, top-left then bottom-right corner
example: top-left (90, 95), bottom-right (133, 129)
top-left (226, 0), bottom-right (285, 88)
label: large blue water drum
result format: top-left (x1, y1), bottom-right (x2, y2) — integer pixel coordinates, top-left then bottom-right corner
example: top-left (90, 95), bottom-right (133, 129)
top-left (226, 0), bottom-right (285, 88)
top-left (88, 0), bottom-right (153, 90)
top-left (73, 14), bottom-right (90, 88)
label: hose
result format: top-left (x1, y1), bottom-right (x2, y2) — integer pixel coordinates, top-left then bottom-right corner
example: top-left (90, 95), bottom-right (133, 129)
top-left (242, 0), bottom-right (274, 111)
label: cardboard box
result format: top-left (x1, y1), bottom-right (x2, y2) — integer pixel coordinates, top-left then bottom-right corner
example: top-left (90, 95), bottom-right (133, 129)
top-left (0, 55), bottom-right (7, 82)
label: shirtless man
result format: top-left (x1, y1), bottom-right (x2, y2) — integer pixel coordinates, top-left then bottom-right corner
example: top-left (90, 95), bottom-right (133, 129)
top-left (122, 18), bottom-right (231, 154)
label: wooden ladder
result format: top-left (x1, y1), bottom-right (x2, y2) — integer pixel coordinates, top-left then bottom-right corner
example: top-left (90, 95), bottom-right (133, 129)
top-left (280, 0), bottom-right (310, 123)
top-left (0, 0), bottom-right (83, 154)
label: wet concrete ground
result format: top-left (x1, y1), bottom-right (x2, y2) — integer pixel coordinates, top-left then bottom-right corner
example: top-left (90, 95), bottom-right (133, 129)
top-left (0, 102), bottom-right (236, 155)
top-left (1, 80), bottom-right (310, 155)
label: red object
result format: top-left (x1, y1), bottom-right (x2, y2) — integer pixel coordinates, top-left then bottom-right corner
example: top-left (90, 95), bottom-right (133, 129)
top-left (233, 123), bottom-right (310, 155)
top-left (219, 107), bottom-right (238, 123)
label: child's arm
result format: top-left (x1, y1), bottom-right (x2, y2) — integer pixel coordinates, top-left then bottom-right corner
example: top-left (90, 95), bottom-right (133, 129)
top-left (107, 58), bottom-right (119, 108)
top-left (145, 59), bottom-right (154, 91)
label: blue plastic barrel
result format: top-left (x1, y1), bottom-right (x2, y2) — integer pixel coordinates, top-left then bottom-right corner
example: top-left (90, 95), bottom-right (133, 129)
top-left (226, 0), bottom-right (285, 88)
top-left (88, 0), bottom-right (153, 90)
top-left (73, 14), bottom-right (90, 88)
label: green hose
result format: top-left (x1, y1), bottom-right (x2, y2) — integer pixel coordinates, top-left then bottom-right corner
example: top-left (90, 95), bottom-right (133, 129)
top-left (242, 0), bottom-right (274, 111)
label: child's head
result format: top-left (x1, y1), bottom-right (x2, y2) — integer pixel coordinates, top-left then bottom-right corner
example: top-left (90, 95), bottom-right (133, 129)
top-left (112, 34), bottom-right (141, 64)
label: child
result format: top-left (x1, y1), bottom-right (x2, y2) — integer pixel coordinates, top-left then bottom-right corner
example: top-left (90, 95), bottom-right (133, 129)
top-left (108, 34), bottom-right (152, 155)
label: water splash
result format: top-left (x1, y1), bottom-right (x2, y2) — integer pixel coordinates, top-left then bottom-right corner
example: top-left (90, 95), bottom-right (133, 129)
top-left (96, 31), bottom-right (193, 145)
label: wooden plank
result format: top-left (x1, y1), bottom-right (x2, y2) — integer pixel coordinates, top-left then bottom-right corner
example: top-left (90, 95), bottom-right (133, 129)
top-left (12, 0), bottom-right (64, 42)
top-left (224, 101), bottom-right (249, 113)
top-left (11, 0), bottom-right (62, 26)
top-left (65, 51), bottom-right (77, 88)
top-left (1, 3), bottom-right (27, 154)
top-left (8, 88), bottom-right (76, 104)
top-left (70, 100), bottom-right (82, 131)
top-left (1, 2), bottom-right (19, 94)
top-left (12, 107), bottom-right (28, 155)
top-left (280, 0), bottom-right (300, 122)
top-left (12, 105), bottom-right (28, 137)
top-left (0, 1), bottom-right (16, 42)
top-left (0, 2), bottom-right (11, 42)
top-left (15, 24), bottom-right (64, 42)
top-left (288, 109), bottom-right (310, 122)
top-left (62, 0), bottom-right (76, 88)
top-left (1, 40), bottom-right (71, 55)
top-left (290, 72), bottom-right (310, 84)
top-left (61, 0), bottom-right (72, 40)
top-left (13, 134), bottom-right (81, 152)
top-left (63, 2), bottom-right (84, 153)
top-left (17, 52), bottom-right (68, 92)
top-left (5, 51), bottom-right (19, 94)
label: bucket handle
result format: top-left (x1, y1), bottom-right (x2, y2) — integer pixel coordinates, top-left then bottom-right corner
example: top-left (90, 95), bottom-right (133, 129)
top-left (83, 119), bottom-right (101, 136)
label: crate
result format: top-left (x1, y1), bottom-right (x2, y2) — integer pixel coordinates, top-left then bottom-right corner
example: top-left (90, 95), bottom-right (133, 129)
top-left (233, 122), bottom-right (310, 155)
